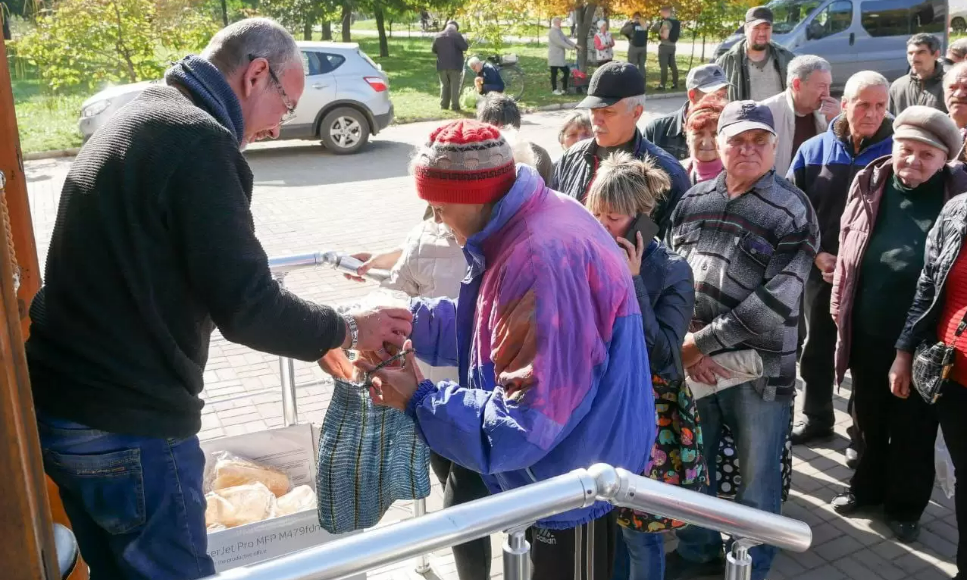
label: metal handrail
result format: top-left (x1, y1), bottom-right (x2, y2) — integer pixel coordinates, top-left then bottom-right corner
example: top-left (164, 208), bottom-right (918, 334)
top-left (203, 464), bottom-right (812, 580)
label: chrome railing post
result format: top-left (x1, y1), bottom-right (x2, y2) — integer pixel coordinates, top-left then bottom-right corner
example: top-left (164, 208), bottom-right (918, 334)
top-left (412, 499), bottom-right (431, 574)
top-left (502, 526), bottom-right (532, 580)
top-left (725, 538), bottom-right (758, 580)
top-left (273, 272), bottom-right (299, 426)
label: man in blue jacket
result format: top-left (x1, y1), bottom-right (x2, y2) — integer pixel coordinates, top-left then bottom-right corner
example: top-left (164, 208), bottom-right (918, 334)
top-left (469, 56), bottom-right (505, 95)
top-left (787, 71), bottom-right (893, 460)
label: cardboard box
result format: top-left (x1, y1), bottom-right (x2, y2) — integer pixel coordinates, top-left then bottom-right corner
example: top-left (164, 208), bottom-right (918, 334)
top-left (201, 424), bottom-right (364, 577)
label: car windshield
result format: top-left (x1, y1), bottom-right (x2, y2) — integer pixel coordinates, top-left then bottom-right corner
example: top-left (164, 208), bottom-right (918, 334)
top-left (768, 0), bottom-right (825, 34)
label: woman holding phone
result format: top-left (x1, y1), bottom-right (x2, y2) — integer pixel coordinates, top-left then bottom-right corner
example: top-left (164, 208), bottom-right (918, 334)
top-left (585, 152), bottom-right (705, 580)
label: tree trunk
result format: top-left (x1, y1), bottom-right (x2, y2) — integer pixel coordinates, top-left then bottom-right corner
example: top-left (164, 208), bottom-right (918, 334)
top-left (701, 33), bottom-right (706, 61)
top-left (575, 3), bottom-right (597, 72)
top-left (688, 26), bottom-right (696, 70)
top-left (304, 18), bottom-right (313, 41)
top-left (341, 3), bottom-right (352, 42)
top-left (220, 0), bottom-right (228, 26)
top-left (375, 6), bottom-right (388, 57)
top-left (322, 20), bottom-right (332, 40)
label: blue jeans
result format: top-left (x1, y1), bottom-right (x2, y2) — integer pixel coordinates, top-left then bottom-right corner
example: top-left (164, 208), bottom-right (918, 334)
top-left (674, 382), bottom-right (790, 580)
top-left (613, 527), bottom-right (664, 580)
top-left (37, 412), bottom-right (214, 580)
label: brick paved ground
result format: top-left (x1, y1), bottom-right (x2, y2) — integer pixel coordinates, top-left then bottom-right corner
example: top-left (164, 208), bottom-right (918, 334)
top-left (24, 103), bottom-right (957, 579)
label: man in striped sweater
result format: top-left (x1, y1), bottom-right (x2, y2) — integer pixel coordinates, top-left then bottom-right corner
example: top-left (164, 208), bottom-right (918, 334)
top-left (664, 101), bottom-right (819, 580)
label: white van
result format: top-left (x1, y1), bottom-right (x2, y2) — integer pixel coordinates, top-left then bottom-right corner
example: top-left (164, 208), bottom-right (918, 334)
top-left (714, 0), bottom-right (948, 88)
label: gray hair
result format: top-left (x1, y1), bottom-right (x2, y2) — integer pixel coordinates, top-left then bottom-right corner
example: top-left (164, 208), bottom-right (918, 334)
top-left (467, 56), bottom-right (482, 70)
top-left (202, 17), bottom-right (301, 76)
top-left (477, 93), bottom-right (522, 129)
top-left (907, 32), bottom-right (941, 54)
top-left (945, 61), bottom-right (967, 88)
top-left (623, 94), bottom-right (647, 112)
top-left (558, 110), bottom-right (592, 144)
top-left (949, 38), bottom-right (967, 60)
top-left (787, 55), bottom-right (831, 87)
top-left (843, 70), bottom-right (890, 101)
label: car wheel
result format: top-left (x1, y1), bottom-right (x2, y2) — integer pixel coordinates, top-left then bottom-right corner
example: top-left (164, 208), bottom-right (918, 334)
top-left (319, 107), bottom-right (370, 155)
top-left (954, 17), bottom-right (966, 33)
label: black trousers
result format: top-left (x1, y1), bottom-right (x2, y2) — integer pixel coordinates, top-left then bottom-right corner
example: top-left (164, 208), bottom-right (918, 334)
top-left (848, 333), bottom-right (938, 522)
top-left (799, 269), bottom-right (838, 429)
top-left (528, 511), bottom-right (618, 580)
top-left (429, 452), bottom-right (492, 580)
top-left (551, 66), bottom-right (570, 91)
top-left (938, 382), bottom-right (967, 576)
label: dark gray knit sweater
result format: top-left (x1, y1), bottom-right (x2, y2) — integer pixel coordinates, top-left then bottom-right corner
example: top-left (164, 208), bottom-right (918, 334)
top-left (27, 85), bottom-right (345, 438)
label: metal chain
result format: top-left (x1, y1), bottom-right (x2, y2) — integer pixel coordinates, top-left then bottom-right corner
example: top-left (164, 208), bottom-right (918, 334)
top-left (0, 171), bottom-right (20, 292)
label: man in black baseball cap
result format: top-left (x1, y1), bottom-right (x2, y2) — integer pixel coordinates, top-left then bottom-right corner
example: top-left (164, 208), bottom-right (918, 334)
top-left (715, 5), bottom-right (795, 101)
top-left (550, 62), bottom-right (690, 236)
top-left (644, 63), bottom-right (731, 160)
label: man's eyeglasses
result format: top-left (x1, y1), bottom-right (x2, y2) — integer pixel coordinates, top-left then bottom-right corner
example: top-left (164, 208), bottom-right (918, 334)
top-left (249, 54), bottom-right (297, 125)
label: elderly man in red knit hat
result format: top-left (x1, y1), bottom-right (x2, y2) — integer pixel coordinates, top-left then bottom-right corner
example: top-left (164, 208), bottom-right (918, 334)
top-left (359, 119), bottom-right (655, 579)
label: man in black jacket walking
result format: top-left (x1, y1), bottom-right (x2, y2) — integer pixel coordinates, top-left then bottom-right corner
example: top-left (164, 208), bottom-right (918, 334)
top-left (432, 20), bottom-right (468, 111)
top-left (27, 18), bottom-right (412, 579)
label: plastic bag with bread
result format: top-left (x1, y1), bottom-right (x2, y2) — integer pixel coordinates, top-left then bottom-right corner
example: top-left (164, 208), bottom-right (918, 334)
top-left (205, 482), bottom-right (278, 529)
top-left (209, 451), bottom-right (291, 497)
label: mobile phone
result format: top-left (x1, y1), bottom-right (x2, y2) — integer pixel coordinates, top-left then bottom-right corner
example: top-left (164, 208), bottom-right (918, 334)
top-left (623, 214), bottom-right (659, 246)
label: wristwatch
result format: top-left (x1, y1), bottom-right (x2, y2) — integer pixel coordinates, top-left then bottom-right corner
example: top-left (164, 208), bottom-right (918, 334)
top-left (343, 314), bottom-right (359, 350)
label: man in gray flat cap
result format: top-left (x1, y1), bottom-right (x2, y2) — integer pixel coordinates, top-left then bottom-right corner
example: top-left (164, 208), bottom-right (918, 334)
top-left (644, 63), bottom-right (730, 160)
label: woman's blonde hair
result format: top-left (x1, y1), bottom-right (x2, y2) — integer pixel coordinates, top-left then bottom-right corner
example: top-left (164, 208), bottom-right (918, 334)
top-left (585, 151), bottom-right (670, 217)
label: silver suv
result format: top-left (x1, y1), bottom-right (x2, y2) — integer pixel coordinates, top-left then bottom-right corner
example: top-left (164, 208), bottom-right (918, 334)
top-left (78, 41), bottom-right (393, 155)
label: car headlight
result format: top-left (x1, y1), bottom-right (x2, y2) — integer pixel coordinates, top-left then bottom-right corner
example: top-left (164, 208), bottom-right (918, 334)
top-left (82, 100), bottom-right (111, 118)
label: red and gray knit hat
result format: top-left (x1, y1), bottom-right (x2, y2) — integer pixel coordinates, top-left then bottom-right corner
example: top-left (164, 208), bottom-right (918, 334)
top-left (413, 120), bottom-right (517, 204)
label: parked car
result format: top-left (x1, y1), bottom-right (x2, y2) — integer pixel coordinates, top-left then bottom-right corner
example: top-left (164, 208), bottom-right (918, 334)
top-left (712, 0), bottom-right (948, 89)
top-left (78, 41), bottom-right (393, 155)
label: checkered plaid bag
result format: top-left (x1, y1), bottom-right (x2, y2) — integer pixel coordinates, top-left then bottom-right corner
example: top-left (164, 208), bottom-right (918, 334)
top-left (912, 309), bottom-right (967, 404)
top-left (912, 340), bottom-right (956, 405)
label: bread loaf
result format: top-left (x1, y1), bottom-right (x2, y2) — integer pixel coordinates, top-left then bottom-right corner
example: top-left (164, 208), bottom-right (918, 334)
top-left (212, 457), bottom-right (291, 497)
top-left (276, 485), bottom-right (317, 516)
top-left (204, 482), bottom-right (278, 528)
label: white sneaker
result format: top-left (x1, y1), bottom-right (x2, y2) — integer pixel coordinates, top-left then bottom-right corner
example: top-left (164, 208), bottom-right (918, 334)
top-left (553, 89), bottom-right (564, 96)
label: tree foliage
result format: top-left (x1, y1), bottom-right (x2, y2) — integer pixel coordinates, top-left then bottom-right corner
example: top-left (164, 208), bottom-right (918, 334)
top-left (14, 0), bottom-right (219, 90)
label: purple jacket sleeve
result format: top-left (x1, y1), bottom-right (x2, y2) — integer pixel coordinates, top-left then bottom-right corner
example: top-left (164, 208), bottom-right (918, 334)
top-left (409, 297), bottom-right (459, 368)
top-left (404, 250), bottom-right (604, 475)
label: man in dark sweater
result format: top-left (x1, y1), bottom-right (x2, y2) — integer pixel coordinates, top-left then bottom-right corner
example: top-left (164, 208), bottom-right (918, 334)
top-left (27, 18), bottom-right (412, 579)
top-left (621, 12), bottom-right (649, 76)
top-left (432, 20), bottom-right (468, 111)
top-left (665, 101), bottom-right (819, 580)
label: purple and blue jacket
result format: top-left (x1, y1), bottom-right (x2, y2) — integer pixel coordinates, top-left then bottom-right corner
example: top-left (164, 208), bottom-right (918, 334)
top-left (406, 165), bottom-right (656, 529)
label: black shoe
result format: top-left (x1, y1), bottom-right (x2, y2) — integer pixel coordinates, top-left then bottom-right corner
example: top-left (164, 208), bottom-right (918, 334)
top-left (665, 551), bottom-right (725, 580)
top-left (790, 421), bottom-right (835, 445)
top-left (830, 491), bottom-right (882, 516)
top-left (655, 84), bottom-right (667, 91)
top-left (845, 447), bottom-right (860, 469)
top-left (671, 84), bottom-right (680, 90)
top-left (889, 520), bottom-right (921, 543)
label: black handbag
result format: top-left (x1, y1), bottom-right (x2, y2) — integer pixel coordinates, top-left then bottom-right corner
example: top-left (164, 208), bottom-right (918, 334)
top-left (912, 311), bottom-right (967, 404)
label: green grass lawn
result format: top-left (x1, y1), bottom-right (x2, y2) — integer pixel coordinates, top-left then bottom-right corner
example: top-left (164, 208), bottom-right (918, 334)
top-left (354, 36), bottom-right (696, 123)
top-left (12, 78), bottom-right (86, 154)
top-left (10, 34), bottom-right (699, 154)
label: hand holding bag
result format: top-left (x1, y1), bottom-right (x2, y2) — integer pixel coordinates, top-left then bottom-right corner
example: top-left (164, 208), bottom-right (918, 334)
top-left (912, 311), bottom-right (967, 404)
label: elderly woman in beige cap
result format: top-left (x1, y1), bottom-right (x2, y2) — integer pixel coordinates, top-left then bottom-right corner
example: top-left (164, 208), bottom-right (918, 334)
top-left (830, 106), bottom-right (967, 543)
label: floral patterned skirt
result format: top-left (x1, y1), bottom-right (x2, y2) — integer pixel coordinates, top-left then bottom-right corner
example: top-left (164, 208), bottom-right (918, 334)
top-left (617, 375), bottom-right (709, 533)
